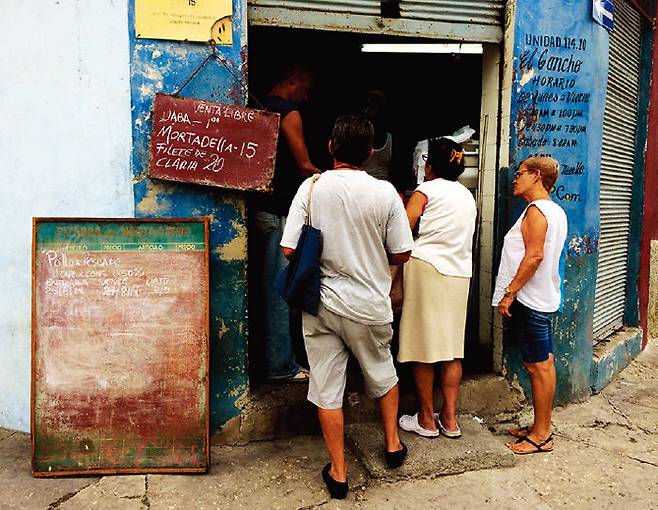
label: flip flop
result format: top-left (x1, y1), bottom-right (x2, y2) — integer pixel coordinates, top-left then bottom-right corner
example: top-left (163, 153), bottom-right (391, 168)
top-left (399, 414), bottom-right (440, 438)
top-left (266, 368), bottom-right (310, 383)
top-left (288, 368), bottom-right (310, 382)
top-left (508, 425), bottom-right (532, 438)
top-left (322, 463), bottom-right (348, 499)
top-left (507, 434), bottom-right (554, 455)
top-left (271, 368), bottom-right (309, 383)
top-left (435, 413), bottom-right (461, 439)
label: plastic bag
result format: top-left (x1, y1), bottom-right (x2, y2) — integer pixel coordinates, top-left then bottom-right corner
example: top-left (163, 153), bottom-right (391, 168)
top-left (413, 125), bottom-right (476, 185)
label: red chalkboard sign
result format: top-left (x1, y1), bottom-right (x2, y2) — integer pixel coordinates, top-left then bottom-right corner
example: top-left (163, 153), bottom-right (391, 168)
top-left (147, 94), bottom-right (279, 191)
top-left (32, 218), bottom-right (210, 476)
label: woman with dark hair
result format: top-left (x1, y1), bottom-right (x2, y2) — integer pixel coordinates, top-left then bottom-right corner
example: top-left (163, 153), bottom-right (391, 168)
top-left (397, 137), bottom-right (477, 438)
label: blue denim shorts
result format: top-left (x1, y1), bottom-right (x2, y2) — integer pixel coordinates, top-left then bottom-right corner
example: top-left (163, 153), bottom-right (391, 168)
top-left (509, 300), bottom-right (555, 363)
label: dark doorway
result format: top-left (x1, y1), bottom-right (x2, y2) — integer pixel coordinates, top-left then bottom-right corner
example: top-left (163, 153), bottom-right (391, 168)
top-left (247, 25), bottom-right (490, 385)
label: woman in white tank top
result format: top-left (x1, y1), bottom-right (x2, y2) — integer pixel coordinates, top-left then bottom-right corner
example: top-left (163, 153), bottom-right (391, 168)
top-left (493, 157), bottom-right (567, 455)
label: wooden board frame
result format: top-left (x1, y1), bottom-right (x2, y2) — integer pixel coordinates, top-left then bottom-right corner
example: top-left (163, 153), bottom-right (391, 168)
top-left (146, 93), bottom-right (280, 192)
top-left (31, 217), bottom-right (210, 477)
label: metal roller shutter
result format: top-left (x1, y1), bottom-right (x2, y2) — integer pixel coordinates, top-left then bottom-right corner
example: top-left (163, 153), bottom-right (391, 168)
top-left (399, 1), bottom-right (504, 25)
top-left (593, 1), bottom-right (642, 339)
top-left (248, 0), bottom-right (505, 42)
top-left (250, 0), bottom-right (380, 16)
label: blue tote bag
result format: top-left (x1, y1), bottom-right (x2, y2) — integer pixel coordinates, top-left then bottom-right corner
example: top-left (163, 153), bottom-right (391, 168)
top-left (275, 174), bottom-right (322, 315)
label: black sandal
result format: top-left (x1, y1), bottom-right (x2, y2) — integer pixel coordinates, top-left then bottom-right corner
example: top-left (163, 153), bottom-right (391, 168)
top-left (384, 441), bottom-right (408, 468)
top-left (510, 434), bottom-right (554, 455)
top-left (322, 463), bottom-right (348, 499)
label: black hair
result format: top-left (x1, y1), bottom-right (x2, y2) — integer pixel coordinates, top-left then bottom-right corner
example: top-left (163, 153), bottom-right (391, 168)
top-left (427, 137), bottom-right (465, 181)
top-left (275, 62), bottom-right (314, 85)
top-left (361, 90), bottom-right (386, 120)
top-left (330, 115), bottom-right (374, 167)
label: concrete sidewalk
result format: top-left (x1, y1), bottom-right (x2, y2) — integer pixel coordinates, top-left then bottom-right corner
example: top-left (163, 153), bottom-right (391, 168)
top-left (2, 344), bottom-right (657, 509)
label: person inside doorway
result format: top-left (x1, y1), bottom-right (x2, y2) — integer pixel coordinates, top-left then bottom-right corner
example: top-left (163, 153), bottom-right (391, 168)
top-left (281, 116), bottom-right (413, 498)
top-left (361, 90), bottom-right (393, 182)
top-left (397, 138), bottom-right (477, 438)
top-left (251, 65), bottom-right (321, 382)
top-left (493, 157), bottom-right (567, 454)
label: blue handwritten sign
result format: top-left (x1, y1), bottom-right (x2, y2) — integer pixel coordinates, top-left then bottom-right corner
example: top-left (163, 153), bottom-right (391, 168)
top-left (505, 0), bottom-right (611, 403)
top-left (509, 3), bottom-right (609, 254)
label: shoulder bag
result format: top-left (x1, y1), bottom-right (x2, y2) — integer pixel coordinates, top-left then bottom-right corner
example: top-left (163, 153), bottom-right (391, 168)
top-left (275, 174), bottom-right (322, 315)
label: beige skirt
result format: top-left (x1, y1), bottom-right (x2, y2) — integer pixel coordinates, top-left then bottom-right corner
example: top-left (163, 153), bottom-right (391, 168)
top-left (398, 257), bottom-right (470, 363)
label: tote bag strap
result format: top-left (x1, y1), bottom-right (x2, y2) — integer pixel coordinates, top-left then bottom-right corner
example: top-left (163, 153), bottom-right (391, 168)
top-left (306, 174), bottom-right (321, 226)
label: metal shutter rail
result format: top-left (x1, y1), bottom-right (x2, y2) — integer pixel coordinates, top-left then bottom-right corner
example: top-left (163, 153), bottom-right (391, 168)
top-left (399, 1), bottom-right (504, 25)
top-left (248, 0), bottom-right (505, 42)
top-left (592, 0), bottom-right (642, 339)
top-left (251, 0), bottom-right (380, 15)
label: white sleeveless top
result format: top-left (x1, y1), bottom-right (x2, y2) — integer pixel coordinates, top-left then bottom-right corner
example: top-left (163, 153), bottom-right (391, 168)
top-left (492, 200), bottom-right (568, 312)
top-left (363, 132), bottom-right (392, 181)
top-left (412, 178), bottom-right (477, 277)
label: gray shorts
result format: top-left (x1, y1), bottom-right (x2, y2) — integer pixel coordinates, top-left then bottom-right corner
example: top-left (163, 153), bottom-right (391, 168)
top-left (302, 303), bottom-right (399, 409)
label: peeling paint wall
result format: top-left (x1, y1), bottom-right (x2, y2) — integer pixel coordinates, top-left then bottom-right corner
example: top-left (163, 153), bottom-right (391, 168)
top-left (128, 0), bottom-right (249, 432)
top-left (0, 1), bottom-right (134, 431)
top-left (502, 0), bottom-right (610, 404)
top-left (492, 1), bottom-right (517, 374)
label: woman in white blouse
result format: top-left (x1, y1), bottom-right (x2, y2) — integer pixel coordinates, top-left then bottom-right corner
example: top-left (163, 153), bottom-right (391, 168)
top-left (397, 138), bottom-right (477, 438)
top-left (493, 157), bottom-right (567, 454)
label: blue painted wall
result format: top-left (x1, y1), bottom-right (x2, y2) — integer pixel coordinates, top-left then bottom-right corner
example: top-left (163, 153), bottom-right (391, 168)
top-left (503, 0), bottom-right (610, 403)
top-left (128, 0), bottom-right (249, 432)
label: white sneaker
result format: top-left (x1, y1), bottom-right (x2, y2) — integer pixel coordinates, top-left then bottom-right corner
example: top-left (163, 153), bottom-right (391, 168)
top-left (435, 413), bottom-right (462, 438)
top-left (398, 413), bottom-right (440, 438)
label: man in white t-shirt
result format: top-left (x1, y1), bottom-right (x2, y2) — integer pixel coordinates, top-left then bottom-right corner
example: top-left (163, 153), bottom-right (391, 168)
top-left (281, 115), bottom-right (414, 499)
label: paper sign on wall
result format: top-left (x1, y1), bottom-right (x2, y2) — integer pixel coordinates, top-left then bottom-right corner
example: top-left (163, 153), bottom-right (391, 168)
top-left (136, 0), bottom-right (233, 45)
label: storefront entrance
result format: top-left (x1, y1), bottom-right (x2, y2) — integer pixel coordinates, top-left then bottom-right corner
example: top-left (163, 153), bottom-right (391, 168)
top-left (247, 24), bottom-right (502, 384)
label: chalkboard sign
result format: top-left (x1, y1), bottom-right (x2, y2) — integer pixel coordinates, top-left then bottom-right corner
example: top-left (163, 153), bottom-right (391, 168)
top-left (147, 93), bottom-right (280, 191)
top-left (32, 218), bottom-right (210, 477)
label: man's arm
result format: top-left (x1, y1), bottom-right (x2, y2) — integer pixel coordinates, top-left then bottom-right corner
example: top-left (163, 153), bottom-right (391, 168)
top-left (497, 205), bottom-right (548, 317)
top-left (281, 111), bottom-right (321, 177)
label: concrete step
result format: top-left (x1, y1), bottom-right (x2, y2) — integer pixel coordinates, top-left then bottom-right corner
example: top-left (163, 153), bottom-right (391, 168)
top-left (215, 373), bottom-right (527, 445)
top-left (346, 417), bottom-right (516, 482)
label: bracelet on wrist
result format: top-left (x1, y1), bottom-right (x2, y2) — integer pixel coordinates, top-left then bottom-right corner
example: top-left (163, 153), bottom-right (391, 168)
top-left (503, 286), bottom-right (517, 298)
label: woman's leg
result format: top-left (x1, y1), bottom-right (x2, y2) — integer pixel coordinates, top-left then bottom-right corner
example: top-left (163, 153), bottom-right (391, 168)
top-left (412, 362), bottom-right (437, 431)
top-left (439, 359), bottom-right (462, 431)
top-left (506, 355), bottom-right (555, 453)
top-left (506, 304), bottom-right (556, 452)
top-left (524, 354), bottom-right (556, 437)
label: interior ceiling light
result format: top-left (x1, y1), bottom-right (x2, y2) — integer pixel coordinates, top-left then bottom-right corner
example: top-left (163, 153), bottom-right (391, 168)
top-left (361, 43), bottom-right (483, 54)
